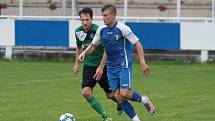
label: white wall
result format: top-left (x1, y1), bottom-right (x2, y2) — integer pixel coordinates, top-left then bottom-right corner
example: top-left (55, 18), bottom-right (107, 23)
top-left (181, 22), bottom-right (215, 50)
top-left (0, 19), bottom-right (15, 46)
top-left (69, 20), bottom-right (78, 48)
top-left (1, 19), bottom-right (215, 51)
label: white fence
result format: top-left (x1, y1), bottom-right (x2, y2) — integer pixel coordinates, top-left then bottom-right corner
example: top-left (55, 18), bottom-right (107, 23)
top-left (1, 0), bottom-right (215, 62)
top-left (0, 0), bottom-right (215, 17)
top-left (0, 16), bottom-right (215, 62)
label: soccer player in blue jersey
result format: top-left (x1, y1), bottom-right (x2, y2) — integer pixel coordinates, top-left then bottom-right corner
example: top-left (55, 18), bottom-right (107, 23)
top-left (73, 7), bottom-right (123, 121)
top-left (78, 5), bottom-right (155, 121)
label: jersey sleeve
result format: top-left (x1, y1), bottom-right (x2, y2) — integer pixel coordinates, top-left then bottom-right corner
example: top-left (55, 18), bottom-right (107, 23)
top-left (122, 24), bottom-right (139, 44)
top-left (92, 25), bottom-right (103, 45)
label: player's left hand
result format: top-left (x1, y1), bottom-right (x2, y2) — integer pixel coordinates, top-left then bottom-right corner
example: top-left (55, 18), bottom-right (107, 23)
top-left (93, 66), bottom-right (103, 81)
top-left (141, 63), bottom-right (150, 77)
top-left (73, 64), bottom-right (79, 75)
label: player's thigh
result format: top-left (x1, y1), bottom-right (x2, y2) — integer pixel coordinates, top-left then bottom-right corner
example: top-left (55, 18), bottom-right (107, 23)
top-left (82, 65), bottom-right (97, 89)
top-left (106, 68), bottom-right (120, 92)
top-left (120, 67), bottom-right (132, 89)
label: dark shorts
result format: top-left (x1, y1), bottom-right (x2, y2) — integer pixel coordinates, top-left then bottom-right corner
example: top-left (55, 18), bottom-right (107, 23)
top-left (82, 65), bottom-right (112, 93)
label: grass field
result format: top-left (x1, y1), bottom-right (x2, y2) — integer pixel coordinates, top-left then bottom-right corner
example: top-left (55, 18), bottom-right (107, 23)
top-left (0, 60), bottom-right (215, 121)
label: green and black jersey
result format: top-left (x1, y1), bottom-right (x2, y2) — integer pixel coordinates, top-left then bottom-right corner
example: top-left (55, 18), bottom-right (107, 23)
top-left (75, 23), bottom-right (104, 67)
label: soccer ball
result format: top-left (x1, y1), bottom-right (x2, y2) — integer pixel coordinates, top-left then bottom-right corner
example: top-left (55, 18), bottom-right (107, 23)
top-left (59, 113), bottom-right (75, 121)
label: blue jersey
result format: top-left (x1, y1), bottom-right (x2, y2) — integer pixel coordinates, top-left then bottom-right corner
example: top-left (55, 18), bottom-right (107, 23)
top-left (92, 22), bottom-right (139, 68)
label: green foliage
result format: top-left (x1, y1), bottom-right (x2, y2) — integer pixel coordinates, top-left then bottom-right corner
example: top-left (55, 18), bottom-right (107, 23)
top-left (0, 61), bottom-right (215, 121)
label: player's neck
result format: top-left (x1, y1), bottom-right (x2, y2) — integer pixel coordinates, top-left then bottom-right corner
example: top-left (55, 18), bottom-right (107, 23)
top-left (108, 21), bottom-right (117, 28)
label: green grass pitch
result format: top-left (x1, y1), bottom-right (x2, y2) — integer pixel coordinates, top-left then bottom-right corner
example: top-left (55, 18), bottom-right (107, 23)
top-left (0, 60), bottom-right (215, 121)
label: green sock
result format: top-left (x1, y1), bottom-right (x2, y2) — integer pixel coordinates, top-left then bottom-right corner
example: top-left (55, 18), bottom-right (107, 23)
top-left (86, 95), bottom-right (109, 117)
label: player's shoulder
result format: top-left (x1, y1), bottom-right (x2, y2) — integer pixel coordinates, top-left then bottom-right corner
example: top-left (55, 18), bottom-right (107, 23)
top-left (75, 25), bottom-right (82, 32)
top-left (116, 22), bottom-right (130, 30)
top-left (91, 23), bottom-right (99, 31)
top-left (92, 23), bottom-right (99, 28)
top-left (96, 24), bottom-right (107, 32)
top-left (99, 24), bottom-right (107, 29)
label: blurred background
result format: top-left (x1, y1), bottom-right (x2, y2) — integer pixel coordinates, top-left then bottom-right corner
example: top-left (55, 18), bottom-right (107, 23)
top-left (0, 0), bottom-right (213, 17)
top-left (0, 0), bottom-right (215, 62)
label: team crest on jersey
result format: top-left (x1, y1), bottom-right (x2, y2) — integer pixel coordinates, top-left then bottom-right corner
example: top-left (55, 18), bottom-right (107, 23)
top-left (107, 32), bottom-right (112, 34)
top-left (114, 35), bottom-right (119, 41)
top-left (76, 31), bottom-right (87, 41)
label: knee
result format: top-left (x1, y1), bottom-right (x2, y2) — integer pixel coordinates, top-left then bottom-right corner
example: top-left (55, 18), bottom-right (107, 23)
top-left (120, 89), bottom-right (131, 99)
top-left (106, 93), bottom-right (114, 100)
top-left (114, 93), bottom-right (120, 100)
top-left (82, 88), bottom-right (92, 98)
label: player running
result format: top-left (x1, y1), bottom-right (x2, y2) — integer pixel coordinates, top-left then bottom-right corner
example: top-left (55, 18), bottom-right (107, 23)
top-left (78, 5), bottom-right (155, 121)
top-left (73, 7), bottom-right (122, 121)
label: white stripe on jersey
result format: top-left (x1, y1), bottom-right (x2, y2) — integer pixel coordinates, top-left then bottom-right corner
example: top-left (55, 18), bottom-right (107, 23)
top-left (116, 22), bottom-right (139, 44)
top-left (123, 38), bottom-right (129, 68)
top-left (92, 24), bottom-right (106, 45)
top-left (128, 67), bottom-right (131, 88)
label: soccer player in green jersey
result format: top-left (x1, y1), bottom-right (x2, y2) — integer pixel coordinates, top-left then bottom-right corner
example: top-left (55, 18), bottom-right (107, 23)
top-left (73, 7), bottom-right (121, 121)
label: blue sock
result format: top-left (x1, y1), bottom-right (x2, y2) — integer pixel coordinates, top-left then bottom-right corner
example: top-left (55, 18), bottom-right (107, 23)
top-left (130, 90), bottom-right (142, 102)
top-left (118, 100), bottom-right (136, 119)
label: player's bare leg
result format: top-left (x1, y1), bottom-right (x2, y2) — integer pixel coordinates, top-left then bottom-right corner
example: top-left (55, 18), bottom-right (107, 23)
top-left (105, 92), bottom-right (123, 115)
top-left (120, 88), bottom-right (155, 116)
top-left (114, 88), bottom-right (140, 121)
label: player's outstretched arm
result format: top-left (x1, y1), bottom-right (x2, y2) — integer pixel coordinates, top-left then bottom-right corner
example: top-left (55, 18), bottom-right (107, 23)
top-left (78, 43), bottom-right (98, 62)
top-left (73, 46), bottom-right (82, 74)
top-left (94, 50), bottom-right (107, 80)
top-left (135, 41), bottom-right (150, 77)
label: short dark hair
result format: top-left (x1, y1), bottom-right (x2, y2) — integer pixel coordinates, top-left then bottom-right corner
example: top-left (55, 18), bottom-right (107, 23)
top-left (101, 4), bottom-right (117, 14)
top-left (79, 7), bottom-right (93, 19)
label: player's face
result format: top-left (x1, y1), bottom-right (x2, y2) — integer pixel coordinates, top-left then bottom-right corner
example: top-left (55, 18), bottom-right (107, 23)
top-left (80, 13), bottom-right (92, 31)
top-left (102, 10), bottom-right (116, 27)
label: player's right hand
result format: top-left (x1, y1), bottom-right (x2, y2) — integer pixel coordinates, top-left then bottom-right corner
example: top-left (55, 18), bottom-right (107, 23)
top-left (73, 64), bottom-right (79, 74)
top-left (93, 66), bottom-right (103, 81)
top-left (78, 52), bottom-right (85, 62)
top-left (141, 63), bottom-right (150, 77)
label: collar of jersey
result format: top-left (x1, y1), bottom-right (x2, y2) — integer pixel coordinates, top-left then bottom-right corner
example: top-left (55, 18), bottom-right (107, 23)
top-left (108, 21), bottom-right (118, 29)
